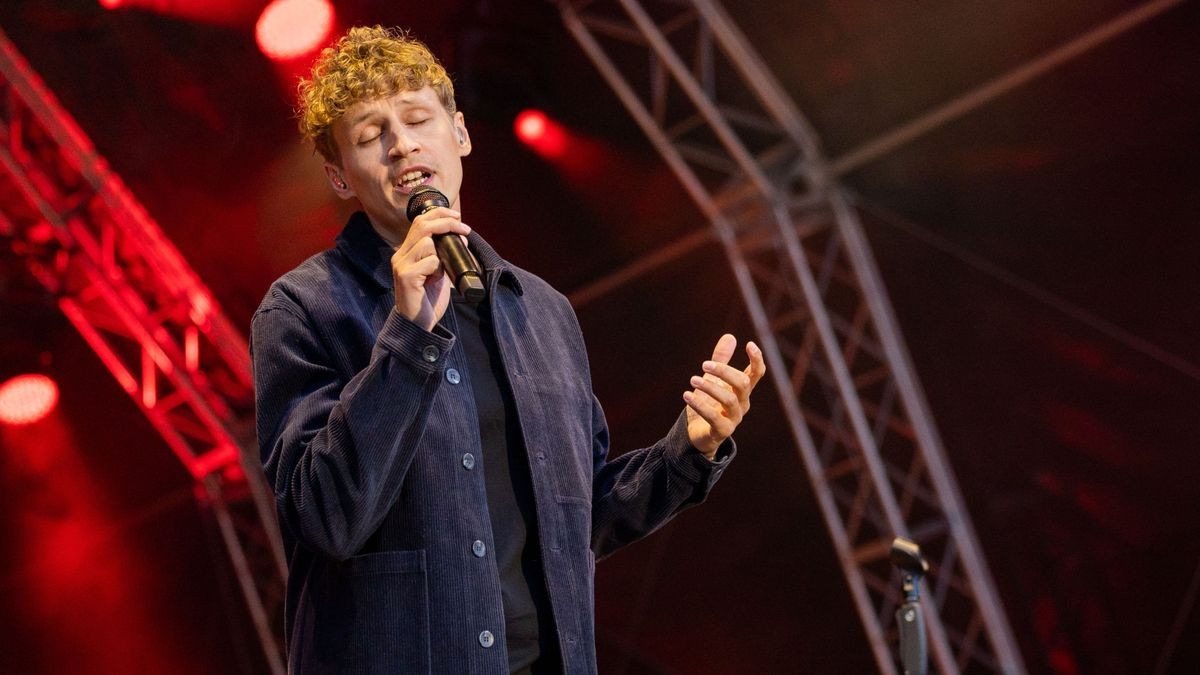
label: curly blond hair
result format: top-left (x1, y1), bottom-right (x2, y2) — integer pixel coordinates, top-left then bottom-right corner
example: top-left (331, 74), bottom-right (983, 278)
top-left (297, 26), bottom-right (457, 163)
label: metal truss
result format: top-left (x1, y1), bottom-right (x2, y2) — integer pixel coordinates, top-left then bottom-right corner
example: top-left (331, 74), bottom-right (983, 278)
top-left (556, 1), bottom-right (1027, 672)
top-left (0, 29), bottom-right (286, 674)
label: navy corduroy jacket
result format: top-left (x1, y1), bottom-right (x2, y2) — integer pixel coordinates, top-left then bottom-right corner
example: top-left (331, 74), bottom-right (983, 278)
top-left (251, 213), bottom-right (734, 674)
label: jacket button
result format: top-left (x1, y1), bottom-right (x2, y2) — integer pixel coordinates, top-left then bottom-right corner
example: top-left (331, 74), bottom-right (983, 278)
top-left (462, 453), bottom-right (475, 470)
top-left (446, 368), bottom-right (461, 384)
top-left (472, 540), bottom-right (486, 557)
top-left (422, 345), bottom-right (440, 362)
top-left (478, 630), bottom-right (495, 648)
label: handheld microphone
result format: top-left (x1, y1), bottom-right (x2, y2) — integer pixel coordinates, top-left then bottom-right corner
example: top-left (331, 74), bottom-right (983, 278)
top-left (405, 186), bottom-right (486, 303)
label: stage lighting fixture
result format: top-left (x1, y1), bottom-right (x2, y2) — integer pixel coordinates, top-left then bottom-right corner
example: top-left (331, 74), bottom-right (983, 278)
top-left (256, 0), bottom-right (335, 62)
top-left (0, 373), bottom-right (59, 426)
top-left (514, 109), bottom-right (567, 159)
top-left (515, 109), bottom-right (548, 144)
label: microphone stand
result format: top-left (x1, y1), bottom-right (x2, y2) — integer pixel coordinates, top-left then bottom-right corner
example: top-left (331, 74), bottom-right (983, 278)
top-left (890, 537), bottom-right (930, 675)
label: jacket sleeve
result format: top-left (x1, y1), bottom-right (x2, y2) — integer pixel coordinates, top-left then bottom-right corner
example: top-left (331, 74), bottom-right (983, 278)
top-left (251, 298), bottom-right (453, 561)
top-left (588, 394), bottom-right (735, 559)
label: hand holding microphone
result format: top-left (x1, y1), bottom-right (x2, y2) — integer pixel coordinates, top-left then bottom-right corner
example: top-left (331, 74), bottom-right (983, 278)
top-left (406, 186), bottom-right (485, 303)
top-left (389, 186), bottom-right (484, 332)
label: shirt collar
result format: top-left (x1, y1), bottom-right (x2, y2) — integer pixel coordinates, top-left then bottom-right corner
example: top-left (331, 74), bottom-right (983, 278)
top-left (334, 211), bottom-right (524, 295)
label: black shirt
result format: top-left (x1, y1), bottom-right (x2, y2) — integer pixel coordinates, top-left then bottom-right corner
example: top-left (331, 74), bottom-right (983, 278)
top-left (452, 291), bottom-right (561, 673)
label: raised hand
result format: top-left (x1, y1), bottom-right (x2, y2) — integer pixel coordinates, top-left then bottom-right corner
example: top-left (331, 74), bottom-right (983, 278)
top-left (683, 334), bottom-right (767, 459)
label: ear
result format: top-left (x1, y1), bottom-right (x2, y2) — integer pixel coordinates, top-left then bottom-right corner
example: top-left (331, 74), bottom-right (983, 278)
top-left (323, 162), bottom-right (355, 200)
top-left (453, 112), bottom-right (472, 157)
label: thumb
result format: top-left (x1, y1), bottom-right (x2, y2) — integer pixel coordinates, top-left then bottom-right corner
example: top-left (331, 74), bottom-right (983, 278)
top-left (710, 333), bottom-right (737, 365)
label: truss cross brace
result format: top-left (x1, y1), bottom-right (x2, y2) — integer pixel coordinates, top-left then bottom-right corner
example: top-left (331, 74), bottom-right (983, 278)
top-left (556, 1), bottom-right (1027, 672)
top-left (0, 28), bottom-right (286, 675)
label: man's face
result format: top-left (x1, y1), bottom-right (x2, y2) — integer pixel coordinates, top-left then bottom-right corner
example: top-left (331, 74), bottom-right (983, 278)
top-left (326, 86), bottom-right (471, 236)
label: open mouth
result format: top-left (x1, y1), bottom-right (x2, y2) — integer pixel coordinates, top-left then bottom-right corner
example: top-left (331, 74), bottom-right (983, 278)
top-left (397, 170), bottom-right (431, 191)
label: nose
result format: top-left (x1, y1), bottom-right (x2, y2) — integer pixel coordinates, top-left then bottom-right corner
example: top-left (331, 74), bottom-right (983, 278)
top-left (388, 128), bottom-right (418, 159)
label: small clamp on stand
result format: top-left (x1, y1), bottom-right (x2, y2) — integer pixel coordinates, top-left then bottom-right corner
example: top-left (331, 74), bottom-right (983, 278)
top-left (890, 537), bottom-right (930, 675)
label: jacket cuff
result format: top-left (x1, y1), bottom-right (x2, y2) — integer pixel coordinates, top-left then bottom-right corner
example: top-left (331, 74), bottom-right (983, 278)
top-left (374, 309), bottom-right (455, 373)
top-left (662, 410), bottom-right (737, 493)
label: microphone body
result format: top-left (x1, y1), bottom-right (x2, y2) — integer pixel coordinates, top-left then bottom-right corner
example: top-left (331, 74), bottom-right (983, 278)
top-left (405, 186), bottom-right (486, 303)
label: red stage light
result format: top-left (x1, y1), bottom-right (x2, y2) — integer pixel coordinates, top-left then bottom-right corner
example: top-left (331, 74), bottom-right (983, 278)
top-left (98, 0), bottom-right (124, 8)
top-left (256, 0), bottom-right (335, 62)
top-left (515, 109), bottom-right (549, 144)
top-left (514, 109), bottom-right (568, 159)
top-left (0, 374), bottom-right (59, 425)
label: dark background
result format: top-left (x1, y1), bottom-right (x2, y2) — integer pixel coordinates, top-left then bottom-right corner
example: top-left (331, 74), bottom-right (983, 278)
top-left (1, 0), bottom-right (1198, 672)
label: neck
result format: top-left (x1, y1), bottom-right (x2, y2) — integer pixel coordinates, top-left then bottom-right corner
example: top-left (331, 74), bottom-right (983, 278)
top-left (370, 220), bottom-right (406, 249)
top-left (365, 196), bottom-right (464, 249)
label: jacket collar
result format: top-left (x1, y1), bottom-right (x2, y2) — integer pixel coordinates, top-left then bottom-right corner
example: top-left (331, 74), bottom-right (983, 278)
top-left (335, 211), bottom-right (524, 295)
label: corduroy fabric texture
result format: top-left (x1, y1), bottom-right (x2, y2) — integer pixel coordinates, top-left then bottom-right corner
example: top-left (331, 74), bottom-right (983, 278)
top-left (251, 212), bottom-right (734, 674)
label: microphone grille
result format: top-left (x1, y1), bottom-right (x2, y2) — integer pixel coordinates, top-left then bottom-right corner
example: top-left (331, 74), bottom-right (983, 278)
top-left (406, 185), bottom-right (450, 222)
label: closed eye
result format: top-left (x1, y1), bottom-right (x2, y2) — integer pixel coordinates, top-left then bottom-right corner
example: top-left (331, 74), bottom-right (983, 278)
top-left (355, 124), bottom-right (384, 145)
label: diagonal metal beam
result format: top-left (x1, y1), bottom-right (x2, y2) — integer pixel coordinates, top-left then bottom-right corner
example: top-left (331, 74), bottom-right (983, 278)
top-left (830, 0), bottom-right (1185, 176)
top-left (556, 0), bottom-right (1030, 671)
top-left (0, 28), bottom-right (286, 674)
top-left (567, 0), bottom-right (1185, 309)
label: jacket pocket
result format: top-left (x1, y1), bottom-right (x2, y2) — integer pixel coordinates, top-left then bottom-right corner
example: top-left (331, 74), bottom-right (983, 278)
top-left (553, 496), bottom-right (596, 667)
top-left (312, 549), bottom-right (430, 674)
top-left (521, 375), bottom-right (593, 495)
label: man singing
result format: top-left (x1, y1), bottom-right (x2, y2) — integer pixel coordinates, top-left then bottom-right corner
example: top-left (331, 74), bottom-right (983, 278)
top-left (251, 25), bottom-right (766, 674)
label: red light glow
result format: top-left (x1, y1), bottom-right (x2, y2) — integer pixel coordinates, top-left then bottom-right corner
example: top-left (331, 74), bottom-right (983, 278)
top-left (515, 109), bottom-right (568, 159)
top-left (256, 0), bottom-right (335, 62)
top-left (516, 110), bottom-right (548, 143)
top-left (97, 0), bottom-right (263, 25)
top-left (0, 374), bottom-right (59, 425)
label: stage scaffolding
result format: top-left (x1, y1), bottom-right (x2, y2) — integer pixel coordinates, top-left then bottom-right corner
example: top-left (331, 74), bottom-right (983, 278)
top-left (0, 29), bottom-right (287, 675)
top-left (555, 1), bottom-right (1027, 672)
top-left (3, 0), bottom-right (1179, 671)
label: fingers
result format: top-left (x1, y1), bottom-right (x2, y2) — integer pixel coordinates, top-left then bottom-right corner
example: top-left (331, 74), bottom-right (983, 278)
top-left (394, 207), bottom-right (470, 272)
top-left (684, 335), bottom-right (769, 454)
top-left (702, 360), bottom-right (751, 393)
top-left (683, 389), bottom-right (735, 438)
top-left (406, 207), bottom-right (470, 242)
top-left (690, 337), bottom-right (768, 417)
top-left (391, 214), bottom-right (452, 328)
top-left (391, 237), bottom-right (437, 275)
top-left (691, 369), bottom-right (734, 408)
top-left (408, 251), bottom-right (443, 281)
top-left (393, 233), bottom-right (436, 261)
top-left (700, 344), bottom-right (762, 402)
top-left (699, 332), bottom-right (746, 405)
top-left (744, 341), bottom-right (766, 388)
top-left (391, 251), bottom-right (440, 288)
top-left (709, 333), bottom-right (737, 365)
